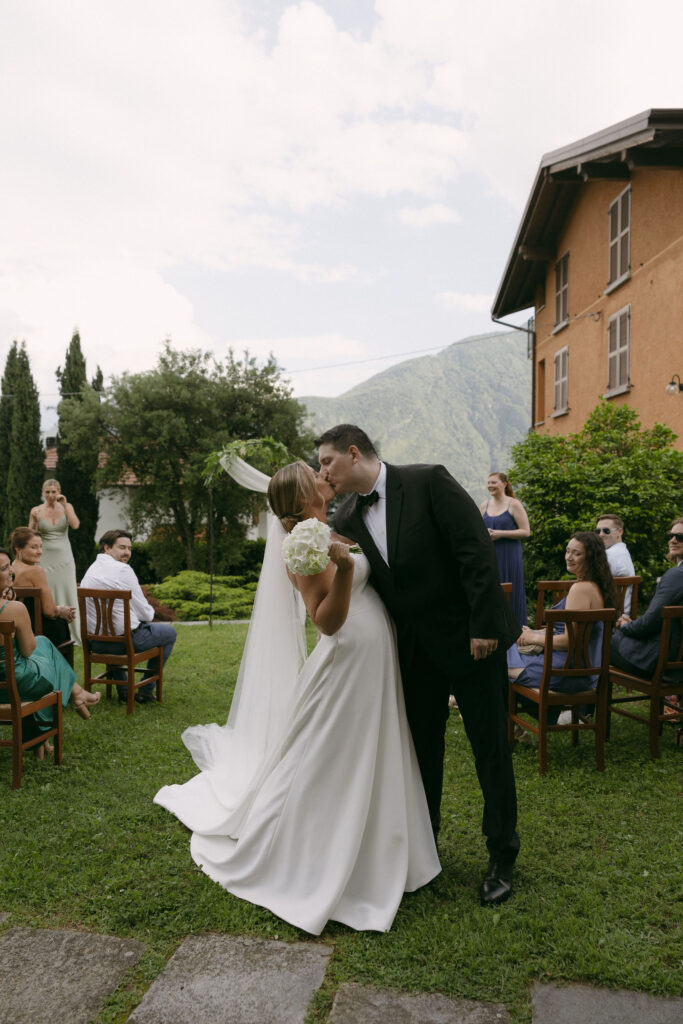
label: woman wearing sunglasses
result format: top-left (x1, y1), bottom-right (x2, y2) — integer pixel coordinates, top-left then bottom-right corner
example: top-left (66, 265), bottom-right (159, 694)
top-left (610, 519), bottom-right (683, 679)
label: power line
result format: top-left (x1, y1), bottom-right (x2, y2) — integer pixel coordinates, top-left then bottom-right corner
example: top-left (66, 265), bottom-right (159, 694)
top-left (283, 332), bottom-right (514, 376)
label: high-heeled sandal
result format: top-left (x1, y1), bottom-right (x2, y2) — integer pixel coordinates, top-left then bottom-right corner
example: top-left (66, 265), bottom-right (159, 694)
top-left (34, 740), bottom-right (55, 760)
top-left (73, 692), bottom-right (100, 719)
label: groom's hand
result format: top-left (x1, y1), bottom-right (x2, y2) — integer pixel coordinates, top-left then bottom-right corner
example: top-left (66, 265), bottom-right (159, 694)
top-left (470, 638), bottom-right (498, 660)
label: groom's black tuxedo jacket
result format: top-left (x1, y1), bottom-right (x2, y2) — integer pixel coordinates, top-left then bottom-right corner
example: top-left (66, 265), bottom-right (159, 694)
top-left (334, 463), bottom-right (521, 678)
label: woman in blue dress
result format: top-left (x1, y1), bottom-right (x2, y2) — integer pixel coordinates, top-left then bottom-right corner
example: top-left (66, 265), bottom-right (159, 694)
top-left (0, 548), bottom-right (99, 755)
top-left (507, 532), bottom-right (617, 725)
top-left (481, 472), bottom-right (530, 626)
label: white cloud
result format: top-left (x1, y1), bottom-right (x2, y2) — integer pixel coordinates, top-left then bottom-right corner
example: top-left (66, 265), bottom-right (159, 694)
top-left (2, 0), bottom-right (683, 420)
top-left (437, 291), bottom-right (493, 313)
top-left (398, 204), bottom-right (462, 227)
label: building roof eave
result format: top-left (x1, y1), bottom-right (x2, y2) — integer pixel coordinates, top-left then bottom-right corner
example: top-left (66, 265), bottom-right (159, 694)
top-left (492, 109), bottom-right (683, 320)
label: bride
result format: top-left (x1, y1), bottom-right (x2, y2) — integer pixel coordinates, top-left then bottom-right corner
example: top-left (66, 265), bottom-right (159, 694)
top-left (154, 461), bottom-right (440, 935)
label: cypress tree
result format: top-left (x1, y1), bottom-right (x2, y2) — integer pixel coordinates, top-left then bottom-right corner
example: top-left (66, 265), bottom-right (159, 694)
top-left (56, 331), bottom-right (102, 578)
top-left (0, 342), bottom-right (21, 542)
top-left (6, 343), bottom-right (44, 532)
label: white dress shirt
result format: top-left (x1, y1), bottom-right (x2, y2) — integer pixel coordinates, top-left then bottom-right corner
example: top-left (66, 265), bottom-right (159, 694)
top-left (80, 553), bottom-right (155, 634)
top-left (360, 462), bottom-right (389, 565)
top-left (606, 541), bottom-right (635, 616)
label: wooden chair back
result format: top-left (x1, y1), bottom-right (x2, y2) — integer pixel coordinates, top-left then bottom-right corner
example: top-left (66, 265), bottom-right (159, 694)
top-left (613, 576), bottom-right (641, 619)
top-left (13, 586), bottom-right (75, 668)
top-left (533, 580), bottom-right (573, 628)
top-left (0, 619), bottom-right (63, 789)
top-left (534, 576), bottom-right (641, 628)
top-left (77, 588), bottom-right (164, 715)
top-left (608, 605), bottom-right (683, 757)
top-left (509, 606), bottom-right (617, 775)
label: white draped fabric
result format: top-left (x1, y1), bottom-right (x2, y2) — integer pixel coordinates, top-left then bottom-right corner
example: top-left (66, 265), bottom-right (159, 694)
top-left (219, 454), bottom-right (270, 493)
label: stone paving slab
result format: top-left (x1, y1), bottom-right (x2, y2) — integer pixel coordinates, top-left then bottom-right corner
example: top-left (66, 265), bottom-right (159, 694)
top-left (329, 983), bottom-right (510, 1023)
top-left (127, 934), bottom-right (333, 1024)
top-left (531, 982), bottom-right (683, 1024)
top-left (0, 914), bottom-right (8, 925)
top-left (0, 926), bottom-right (144, 1024)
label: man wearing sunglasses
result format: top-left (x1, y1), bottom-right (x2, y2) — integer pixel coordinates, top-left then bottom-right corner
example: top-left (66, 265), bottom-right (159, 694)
top-left (595, 514), bottom-right (635, 616)
top-left (610, 519), bottom-right (683, 681)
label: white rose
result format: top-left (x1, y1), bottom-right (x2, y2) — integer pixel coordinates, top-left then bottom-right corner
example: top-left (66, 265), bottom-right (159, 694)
top-left (282, 518), bottom-right (332, 575)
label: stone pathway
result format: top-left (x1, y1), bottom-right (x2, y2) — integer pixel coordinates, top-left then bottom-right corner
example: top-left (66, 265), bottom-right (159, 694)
top-left (0, 927), bottom-right (144, 1024)
top-left (1, 922), bottom-right (682, 1023)
top-left (127, 935), bottom-right (332, 1024)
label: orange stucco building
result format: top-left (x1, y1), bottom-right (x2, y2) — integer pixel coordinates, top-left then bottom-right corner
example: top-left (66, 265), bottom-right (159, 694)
top-left (493, 110), bottom-right (683, 446)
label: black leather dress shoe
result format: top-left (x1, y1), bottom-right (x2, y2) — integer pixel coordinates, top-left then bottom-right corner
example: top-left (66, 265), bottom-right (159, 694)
top-left (479, 862), bottom-right (514, 906)
top-left (135, 693), bottom-right (157, 704)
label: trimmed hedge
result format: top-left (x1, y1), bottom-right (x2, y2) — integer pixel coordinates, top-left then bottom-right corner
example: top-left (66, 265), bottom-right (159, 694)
top-left (148, 570), bottom-right (257, 621)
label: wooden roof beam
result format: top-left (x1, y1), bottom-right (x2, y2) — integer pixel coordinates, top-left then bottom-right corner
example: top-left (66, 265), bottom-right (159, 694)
top-left (578, 161), bottom-right (630, 181)
top-left (518, 244), bottom-right (554, 262)
top-left (623, 146), bottom-right (683, 169)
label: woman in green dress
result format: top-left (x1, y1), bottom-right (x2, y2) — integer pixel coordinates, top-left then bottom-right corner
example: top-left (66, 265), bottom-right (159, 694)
top-left (29, 478), bottom-right (81, 644)
top-left (0, 549), bottom-right (99, 756)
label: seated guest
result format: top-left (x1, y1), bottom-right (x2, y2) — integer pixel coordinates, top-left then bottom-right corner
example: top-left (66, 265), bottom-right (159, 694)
top-left (508, 531), bottom-right (617, 724)
top-left (611, 519), bottom-right (683, 680)
top-left (0, 548), bottom-right (99, 756)
top-left (10, 527), bottom-right (75, 652)
top-left (595, 513), bottom-right (636, 616)
top-left (80, 530), bottom-right (177, 703)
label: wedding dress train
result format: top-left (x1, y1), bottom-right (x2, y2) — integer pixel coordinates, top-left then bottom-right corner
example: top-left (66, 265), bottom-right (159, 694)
top-left (154, 552), bottom-right (440, 935)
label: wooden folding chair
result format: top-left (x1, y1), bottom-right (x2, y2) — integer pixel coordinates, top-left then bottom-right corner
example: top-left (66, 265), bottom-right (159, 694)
top-left (0, 620), bottom-right (63, 789)
top-left (508, 607), bottom-right (617, 775)
top-left (608, 605), bottom-right (683, 758)
top-left (77, 588), bottom-right (164, 715)
top-left (13, 586), bottom-right (76, 668)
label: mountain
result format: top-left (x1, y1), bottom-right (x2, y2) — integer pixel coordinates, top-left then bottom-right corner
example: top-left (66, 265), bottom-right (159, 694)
top-left (299, 330), bottom-right (531, 503)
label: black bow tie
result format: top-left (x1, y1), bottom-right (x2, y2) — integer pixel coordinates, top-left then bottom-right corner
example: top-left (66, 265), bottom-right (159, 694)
top-left (357, 490), bottom-right (380, 510)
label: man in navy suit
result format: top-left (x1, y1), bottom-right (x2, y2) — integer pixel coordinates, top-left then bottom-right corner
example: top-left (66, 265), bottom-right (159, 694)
top-left (611, 518), bottom-right (683, 679)
top-left (316, 424), bottom-right (521, 906)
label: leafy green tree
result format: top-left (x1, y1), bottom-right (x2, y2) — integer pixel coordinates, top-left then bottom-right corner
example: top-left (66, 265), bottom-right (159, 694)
top-left (509, 402), bottom-right (683, 605)
top-left (55, 331), bottom-right (103, 577)
top-left (3, 343), bottom-right (45, 534)
top-left (64, 343), bottom-right (311, 576)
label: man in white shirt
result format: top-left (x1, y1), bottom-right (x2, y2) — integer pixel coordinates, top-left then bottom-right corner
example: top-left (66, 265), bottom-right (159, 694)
top-left (595, 514), bottom-right (636, 616)
top-left (81, 529), bottom-right (177, 703)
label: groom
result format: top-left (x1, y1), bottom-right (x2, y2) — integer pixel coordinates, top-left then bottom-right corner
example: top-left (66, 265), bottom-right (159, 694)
top-left (316, 424), bottom-right (521, 906)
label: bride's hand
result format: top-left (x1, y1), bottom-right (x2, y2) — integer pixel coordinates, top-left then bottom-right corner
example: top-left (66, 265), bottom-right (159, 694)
top-left (328, 541), bottom-right (354, 572)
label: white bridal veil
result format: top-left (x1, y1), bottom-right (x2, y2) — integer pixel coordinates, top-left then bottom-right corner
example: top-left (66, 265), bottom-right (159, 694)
top-left (178, 456), bottom-right (307, 835)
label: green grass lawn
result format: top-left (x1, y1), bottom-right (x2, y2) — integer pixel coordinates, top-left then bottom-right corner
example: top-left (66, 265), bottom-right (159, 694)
top-left (1, 623), bottom-right (681, 1023)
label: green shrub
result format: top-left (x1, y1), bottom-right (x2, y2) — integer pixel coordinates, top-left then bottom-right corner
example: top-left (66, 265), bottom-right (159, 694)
top-left (510, 402), bottom-right (683, 606)
top-left (148, 570), bottom-right (257, 621)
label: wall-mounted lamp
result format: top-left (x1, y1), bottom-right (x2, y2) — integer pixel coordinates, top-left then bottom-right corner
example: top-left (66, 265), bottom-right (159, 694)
top-left (665, 373), bottom-right (683, 394)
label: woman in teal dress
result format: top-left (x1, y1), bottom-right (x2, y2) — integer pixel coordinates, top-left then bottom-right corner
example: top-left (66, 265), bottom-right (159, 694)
top-left (0, 549), bottom-right (99, 754)
top-left (29, 478), bottom-right (81, 644)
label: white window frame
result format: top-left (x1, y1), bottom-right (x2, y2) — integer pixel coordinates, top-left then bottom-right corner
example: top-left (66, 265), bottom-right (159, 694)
top-left (605, 304), bottom-right (630, 396)
top-left (554, 252), bottom-right (569, 328)
top-left (553, 345), bottom-right (568, 415)
top-left (607, 186), bottom-right (631, 289)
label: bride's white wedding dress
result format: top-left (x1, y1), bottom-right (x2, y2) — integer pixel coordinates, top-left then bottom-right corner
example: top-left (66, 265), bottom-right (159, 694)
top-left (154, 552), bottom-right (440, 935)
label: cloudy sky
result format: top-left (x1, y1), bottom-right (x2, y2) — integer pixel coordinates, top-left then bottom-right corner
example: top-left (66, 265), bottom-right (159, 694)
top-left (2, 0), bottom-right (681, 424)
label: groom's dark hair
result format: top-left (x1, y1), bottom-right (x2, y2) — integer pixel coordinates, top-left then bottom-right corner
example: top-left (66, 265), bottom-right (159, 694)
top-left (315, 424), bottom-right (378, 458)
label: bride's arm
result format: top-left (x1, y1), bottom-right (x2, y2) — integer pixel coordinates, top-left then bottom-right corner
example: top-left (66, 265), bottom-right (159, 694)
top-left (294, 542), bottom-right (355, 636)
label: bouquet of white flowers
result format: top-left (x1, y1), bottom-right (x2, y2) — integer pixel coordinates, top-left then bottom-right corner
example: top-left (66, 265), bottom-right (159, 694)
top-left (282, 518), bottom-right (332, 575)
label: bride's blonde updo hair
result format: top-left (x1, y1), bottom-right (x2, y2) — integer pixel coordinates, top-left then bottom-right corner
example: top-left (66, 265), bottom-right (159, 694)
top-left (268, 461), bottom-right (319, 534)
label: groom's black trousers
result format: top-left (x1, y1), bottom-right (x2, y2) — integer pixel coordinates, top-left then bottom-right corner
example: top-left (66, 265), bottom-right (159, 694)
top-left (399, 635), bottom-right (519, 866)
